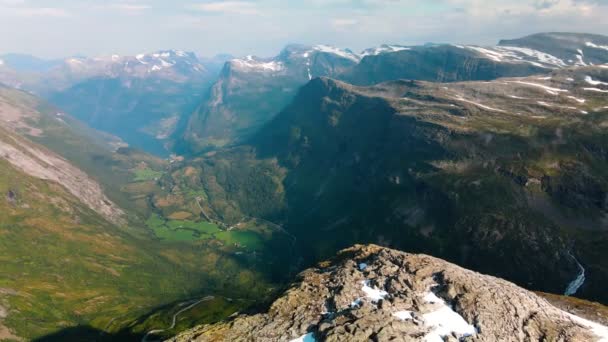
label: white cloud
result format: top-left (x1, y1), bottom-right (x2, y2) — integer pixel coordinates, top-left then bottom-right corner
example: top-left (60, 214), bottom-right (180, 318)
top-left (107, 4), bottom-right (151, 11)
top-left (189, 1), bottom-right (260, 15)
top-left (331, 18), bottom-right (359, 29)
top-left (0, 0), bottom-right (70, 17)
top-left (3, 7), bottom-right (70, 17)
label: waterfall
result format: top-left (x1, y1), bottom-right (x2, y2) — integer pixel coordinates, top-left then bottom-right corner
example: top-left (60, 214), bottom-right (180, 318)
top-left (564, 252), bottom-right (586, 296)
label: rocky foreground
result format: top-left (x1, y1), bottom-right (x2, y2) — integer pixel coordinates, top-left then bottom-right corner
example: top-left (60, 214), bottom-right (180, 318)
top-left (171, 245), bottom-right (608, 342)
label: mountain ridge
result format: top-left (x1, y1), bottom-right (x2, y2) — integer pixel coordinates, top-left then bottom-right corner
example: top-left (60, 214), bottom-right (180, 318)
top-left (171, 244), bottom-right (608, 342)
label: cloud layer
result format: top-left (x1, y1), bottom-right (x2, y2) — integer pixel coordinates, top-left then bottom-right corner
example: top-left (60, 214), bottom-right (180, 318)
top-left (0, 0), bottom-right (606, 58)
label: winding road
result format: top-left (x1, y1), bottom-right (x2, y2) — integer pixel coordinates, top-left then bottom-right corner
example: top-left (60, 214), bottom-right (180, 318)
top-left (141, 296), bottom-right (215, 342)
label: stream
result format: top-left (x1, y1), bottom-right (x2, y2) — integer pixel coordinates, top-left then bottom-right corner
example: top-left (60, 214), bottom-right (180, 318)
top-left (564, 252), bottom-right (586, 296)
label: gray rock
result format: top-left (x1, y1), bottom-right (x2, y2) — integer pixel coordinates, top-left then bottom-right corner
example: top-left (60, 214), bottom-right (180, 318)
top-left (170, 245), bottom-right (606, 342)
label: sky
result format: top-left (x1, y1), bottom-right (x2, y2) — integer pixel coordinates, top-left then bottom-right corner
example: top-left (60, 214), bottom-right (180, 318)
top-left (0, 0), bottom-right (607, 59)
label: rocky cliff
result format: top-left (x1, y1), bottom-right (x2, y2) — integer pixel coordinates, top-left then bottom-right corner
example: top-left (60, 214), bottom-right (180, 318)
top-left (171, 245), bottom-right (608, 342)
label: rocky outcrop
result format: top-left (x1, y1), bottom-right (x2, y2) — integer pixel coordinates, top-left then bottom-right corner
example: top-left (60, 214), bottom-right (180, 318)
top-left (171, 245), bottom-right (608, 342)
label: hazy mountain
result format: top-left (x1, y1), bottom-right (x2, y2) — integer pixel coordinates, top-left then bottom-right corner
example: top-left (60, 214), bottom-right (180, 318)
top-left (0, 50), bottom-right (216, 156)
top-left (0, 53), bottom-right (62, 72)
top-left (172, 244), bottom-right (608, 342)
top-left (181, 44), bottom-right (361, 153)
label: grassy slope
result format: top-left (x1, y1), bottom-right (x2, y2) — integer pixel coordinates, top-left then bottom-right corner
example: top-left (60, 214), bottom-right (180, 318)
top-left (0, 156), bottom-right (287, 339)
top-left (0, 86), bottom-right (295, 340)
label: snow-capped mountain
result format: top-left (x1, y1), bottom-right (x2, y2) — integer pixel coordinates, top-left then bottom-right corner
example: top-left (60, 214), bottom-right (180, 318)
top-left (360, 44), bottom-right (411, 57)
top-left (458, 33), bottom-right (608, 69)
top-left (183, 44), bottom-right (361, 152)
top-left (57, 49), bottom-right (208, 83)
top-left (0, 50), bottom-right (217, 156)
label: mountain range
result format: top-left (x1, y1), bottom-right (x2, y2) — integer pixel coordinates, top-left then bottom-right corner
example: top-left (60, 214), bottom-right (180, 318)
top-left (1, 32), bottom-right (608, 341)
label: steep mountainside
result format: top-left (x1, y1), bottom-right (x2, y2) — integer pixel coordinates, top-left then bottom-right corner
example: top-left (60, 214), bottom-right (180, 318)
top-left (166, 66), bottom-right (608, 306)
top-left (182, 45), bottom-right (360, 152)
top-left (172, 245), bottom-right (608, 342)
top-left (0, 85), bottom-right (296, 340)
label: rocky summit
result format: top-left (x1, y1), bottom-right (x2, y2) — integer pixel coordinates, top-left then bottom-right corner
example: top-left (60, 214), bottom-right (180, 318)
top-left (171, 245), bottom-right (608, 342)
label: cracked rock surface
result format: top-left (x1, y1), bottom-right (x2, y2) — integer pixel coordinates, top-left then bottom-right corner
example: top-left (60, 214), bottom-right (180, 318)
top-left (171, 244), bottom-right (605, 342)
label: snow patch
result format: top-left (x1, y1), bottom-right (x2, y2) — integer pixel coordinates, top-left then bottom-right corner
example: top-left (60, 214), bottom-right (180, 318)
top-left (313, 45), bottom-right (360, 62)
top-left (466, 46), bottom-right (505, 62)
top-left (586, 42), bottom-right (608, 51)
top-left (358, 263), bottom-right (368, 271)
top-left (160, 59), bottom-right (174, 68)
top-left (512, 81), bottom-right (569, 95)
top-left (584, 87), bottom-right (608, 93)
top-left (290, 332), bottom-right (316, 342)
top-left (567, 96), bottom-right (586, 104)
top-left (575, 54), bottom-right (587, 66)
top-left (537, 101), bottom-right (578, 110)
top-left (350, 298), bottom-right (363, 308)
top-left (464, 45), bottom-right (566, 67)
top-left (421, 291), bottom-right (477, 342)
top-left (585, 76), bottom-right (608, 86)
top-left (361, 280), bottom-right (388, 302)
top-left (393, 310), bottom-right (413, 321)
top-left (232, 58), bottom-right (284, 72)
top-left (564, 312), bottom-right (608, 342)
top-left (453, 95), bottom-right (505, 112)
top-left (361, 45), bottom-right (410, 57)
top-left (423, 291), bottom-right (443, 304)
top-left (497, 46), bottom-right (567, 67)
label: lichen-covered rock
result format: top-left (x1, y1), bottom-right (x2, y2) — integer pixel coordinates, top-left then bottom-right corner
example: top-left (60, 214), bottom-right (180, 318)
top-left (170, 245), bottom-right (608, 342)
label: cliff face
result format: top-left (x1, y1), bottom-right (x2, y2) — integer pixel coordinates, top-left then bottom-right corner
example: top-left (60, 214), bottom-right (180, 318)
top-left (171, 245), bottom-right (608, 342)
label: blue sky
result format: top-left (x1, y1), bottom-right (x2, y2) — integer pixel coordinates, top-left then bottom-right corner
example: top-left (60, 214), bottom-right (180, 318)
top-left (0, 0), bottom-right (607, 58)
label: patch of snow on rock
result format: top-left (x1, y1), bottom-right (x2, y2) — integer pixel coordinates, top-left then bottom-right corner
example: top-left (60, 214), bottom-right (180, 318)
top-left (361, 280), bottom-right (388, 302)
top-left (496, 46), bottom-right (567, 67)
top-left (232, 58), bottom-right (284, 72)
top-left (421, 291), bottom-right (477, 342)
top-left (586, 42), bottom-right (608, 51)
top-left (564, 312), bottom-right (608, 342)
top-left (567, 96), bottom-right (586, 104)
top-left (358, 263), bottom-right (368, 271)
top-left (466, 46), bottom-right (505, 62)
top-left (453, 95), bottom-right (505, 112)
top-left (313, 45), bottom-right (360, 62)
top-left (512, 81), bottom-right (569, 95)
top-left (584, 87), bottom-right (608, 93)
top-left (393, 311), bottom-right (413, 321)
top-left (361, 45), bottom-right (410, 57)
top-left (350, 298), bottom-right (363, 308)
top-left (585, 76), bottom-right (608, 86)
